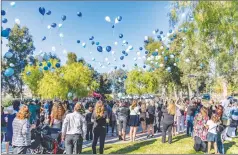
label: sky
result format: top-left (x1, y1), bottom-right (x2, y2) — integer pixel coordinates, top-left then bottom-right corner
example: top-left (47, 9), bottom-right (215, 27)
top-left (2, 1), bottom-right (171, 73)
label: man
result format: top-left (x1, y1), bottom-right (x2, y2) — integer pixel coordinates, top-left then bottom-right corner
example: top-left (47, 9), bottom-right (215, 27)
top-left (62, 102), bottom-right (87, 154)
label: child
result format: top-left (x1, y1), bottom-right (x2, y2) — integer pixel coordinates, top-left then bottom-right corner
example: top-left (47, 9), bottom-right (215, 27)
top-left (86, 106), bottom-right (93, 140)
top-left (206, 114), bottom-right (220, 154)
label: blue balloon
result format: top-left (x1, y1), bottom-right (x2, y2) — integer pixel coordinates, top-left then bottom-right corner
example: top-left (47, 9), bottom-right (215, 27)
top-left (124, 75), bottom-right (127, 79)
top-left (155, 29), bottom-right (159, 33)
top-left (143, 65), bottom-right (146, 68)
top-left (4, 68), bottom-right (14, 77)
top-left (139, 47), bottom-right (143, 51)
top-left (114, 66), bottom-right (117, 70)
top-left (47, 62), bottom-right (51, 67)
top-left (46, 10), bottom-right (51, 15)
top-left (119, 34), bottom-right (123, 38)
top-left (4, 51), bottom-right (13, 59)
top-left (91, 41), bottom-right (95, 45)
top-left (169, 29), bottom-right (172, 33)
top-left (152, 52), bottom-right (158, 56)
top-left (39, 7), bottom-right (45, 16)
top-left (97, 46), bottom-right (103, 52)
top-left (1, 29), bottom-right (10, 38)
top-left (122, 64), bottom-right (125, 67)
top-left (2, 18), bottom-right (8, 23)
top-left (144, 40), bottom-right (149, 44)
top-left (51, 23), bottom-right (57, 28)
top-left (145, 51), bottom-right (148, 55)
top-left (183, 27), bottom-right (188, 32)
top-left (120, 56), bottom-right (124, 60)
top-left (117, 16), bottom-right (122, 21)
top-left (166, 47), bottom-right (169, 50)
top-left (77, 40), bottom-right (80, 43)
top-left (26, 71), bottom-right (31, 76)
top-left (160, 31), bottom-right (163, 34)
top-left (39, 62), bottom-right (43, 66)
top-left (55, 63), bottom-right (61, 68)
top-left (134, 63), bottom-right (137, 66)
top-left (89, 36), bottom-right (94, 40)
top-left (125, 53), bottom-right (128, 56)
top-left (170, 37), bottom-right (174, 41)
top-left (43, 66), bottom-right (49, 71)
top-left (96, 42), bottom-right (99, 45)
top-left (112, 25), bottom-right (115, 28)
top-left (173, 34), bottom-right (177, 38)
top-left (164, 56), bottom-right (168, 61)
top-left (122, 50), bottom-right (126, 54)
top-left (77, 12), bottom-right (82, 17)
top-left (42, 36), bottom-right (46, 41)
top-left (106, 46), bottom-right (111, 52)
top-left (62, 15), bottom-right (66, 21)
top-left (5, 28), bottom-right (11, 32)
top-left (1, 10), bottom-right (6, 16)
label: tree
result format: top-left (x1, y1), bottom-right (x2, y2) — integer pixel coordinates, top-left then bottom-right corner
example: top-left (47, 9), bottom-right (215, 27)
top-left (125, 69), bottom-right (158, 96)
top-left (66, 52), bottom-right (77, 65)
top-left (2, 24), bottom-right (35, 98)
top-left (96, 73), bottom-right (112, 96)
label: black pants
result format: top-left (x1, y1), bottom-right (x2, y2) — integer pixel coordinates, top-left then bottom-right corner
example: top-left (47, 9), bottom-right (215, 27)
top-left (111, 121), bottom-right (116, 134)
top-left (65, 134), bottom-right (83, 154)
top-left (86, 124), bottom-right (93, 140)
top-left (92, 126), bottom-right (106, 154)
top-left (154, 116), bottom-right (162, 132)
top-left (162, 122), bottom-right (173, 144)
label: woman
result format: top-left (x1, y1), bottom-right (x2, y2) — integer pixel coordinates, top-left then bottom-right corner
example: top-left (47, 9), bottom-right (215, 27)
top-left (50, 101), bottom-right (65, 129)
top-left (129, 100), bottom-right (140, 142)
top-left (139, 102), bottom-right (147, 133)
top-left (193, 107), bottom-right (209, 153)
top-left (146, 100), bottom-right (155, 138)
top-left (186, 99), bottom-right (196, 136)
top-left (161, 99), bottom-right (176, 144)
top-left (116, 102), bottom-right (130, 140)
top-left (175, 98), bottom-right (185, 134)
top-left (91, 101), bottom-right (109, 154)
top-left (12, 105), bottom-right (32, 154)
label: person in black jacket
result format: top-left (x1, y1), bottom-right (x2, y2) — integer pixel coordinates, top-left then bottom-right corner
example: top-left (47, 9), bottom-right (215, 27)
top-left (86, 106), bottom-right (93, 141)
top-left (161, 99), bottom-right (176, 144)
top-left (146, 100), bottom-right (155, 138)
top-left (91, 101), bottom-right (109, 154)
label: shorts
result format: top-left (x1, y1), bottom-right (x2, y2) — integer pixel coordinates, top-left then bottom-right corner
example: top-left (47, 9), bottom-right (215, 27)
top-left (117, 118), bottom-right (127, 132)
top-left (146, 114), bottom-right (155, 125)
top-left (207, 132), bottom-right (218, 142)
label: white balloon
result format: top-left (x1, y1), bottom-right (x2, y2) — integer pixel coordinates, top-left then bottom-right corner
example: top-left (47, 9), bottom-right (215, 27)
top-left (115, 18), bottom-right (119, 24)
top-left (105, 57), bottom-right (108, 61)
top-left (111, 51), bottom-right (115, 55)
top-left (150, 61), bottom-right (153, 63)
top-left (47, 25), bottom-right (51, 29)
top-left (155, 49), bottom-right (158, 52)
top-left (185, 58), bottom-right (190, 63)
top-left (114, 58), bottom-right (117, 61)
top-left (144, 36), bottom-right (148, 40)
top-left (63, 49), bottom-right (67, 54)
top-left (114, 42), bottom-right (118, 45)
top-left (142, 56), bottom-right (146, 59)
top-left (137, 52), bottom-right (140, 56)
top-left (105, 16), bottom-right (111, 22)
top-left (170, 54), bottom-right (174, 58)
top-left (134, 57), bottom-right (137, 61)
top-left (59, 33), bottom-right (64, 38)
top-left (160, 46), bottom-right (164, 50)
top-left (155, 62), bottom-right (158, 65)
top-left (128, 45), bottom-right (133, 50)
top-left (153, 30), bottom-right (156, 34)
top-left (10, 2), bottom-right (15, 7)
top-left (147, 57), bottom-right (151, 61)
top-left (92, 58), bottom-right (95, 61)
top-left (102, 65), bottom-right (105, 68)
top-left (107, 62), bottom-right (110, 65)
top-left (52, 46), bottom-right (56, 51)
top-left (123, 40), bottom-right (127, 44)
top-left (160, 64), bottom-right (164, 67)
top-left (15, 18), bottom-right (20, 25)
top-left (174, 63), bottom-right (177, 66)
top-left (82, 43), bottom-right (86, 47)
top-left (58, 23), bottom-right (63, 28)
top-left (158, 55), bottom-right (161, 59)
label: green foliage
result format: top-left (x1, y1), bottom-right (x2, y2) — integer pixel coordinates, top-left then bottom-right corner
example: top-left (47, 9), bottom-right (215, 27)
top-left (66, 52), bottom-right (77, 65)
top-left (125, 69), bottom-right (158, 96)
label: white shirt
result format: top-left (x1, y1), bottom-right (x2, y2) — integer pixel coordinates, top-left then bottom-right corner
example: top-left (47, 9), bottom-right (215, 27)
top-left (206, 120), bottom-right (218, 134)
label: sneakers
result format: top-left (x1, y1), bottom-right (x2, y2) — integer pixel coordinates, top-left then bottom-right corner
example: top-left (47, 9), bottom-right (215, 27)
top-left (150, 135), bottom-right (154, 138)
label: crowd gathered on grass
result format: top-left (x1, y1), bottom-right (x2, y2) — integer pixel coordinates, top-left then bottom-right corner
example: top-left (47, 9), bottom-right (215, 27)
top-left (1, 96), bottom-right (238, 154)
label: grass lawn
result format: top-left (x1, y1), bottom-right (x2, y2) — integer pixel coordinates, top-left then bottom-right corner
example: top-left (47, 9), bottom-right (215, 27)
top-left (82, 134), bottom-right (238, 154)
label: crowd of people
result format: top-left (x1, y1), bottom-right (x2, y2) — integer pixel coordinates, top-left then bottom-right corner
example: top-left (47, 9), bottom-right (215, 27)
top-left (1, 96), bottom-right (238, 154)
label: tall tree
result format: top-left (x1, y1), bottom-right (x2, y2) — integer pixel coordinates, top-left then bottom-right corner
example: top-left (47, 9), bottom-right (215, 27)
top-left (2, 24), bottom-right (35, 98)
top-left (66, 52), bottom-right (77, 65)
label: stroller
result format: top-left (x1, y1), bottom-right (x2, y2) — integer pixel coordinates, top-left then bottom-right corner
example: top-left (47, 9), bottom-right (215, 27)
top-left (30, 124), bottom-right (64, 154)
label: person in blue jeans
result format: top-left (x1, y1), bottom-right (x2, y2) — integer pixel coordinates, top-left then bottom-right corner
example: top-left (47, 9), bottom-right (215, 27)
top-left (186, 99), bottom-right (196, 136)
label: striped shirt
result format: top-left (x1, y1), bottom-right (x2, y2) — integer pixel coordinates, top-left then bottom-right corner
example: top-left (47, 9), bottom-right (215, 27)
top-left (12, 118), bottom-right (31, 146)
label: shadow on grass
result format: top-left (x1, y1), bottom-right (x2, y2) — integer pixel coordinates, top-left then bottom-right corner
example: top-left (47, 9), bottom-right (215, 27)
top-left (172, 134), bottom-right (190, 143)
top-left (224, 141), bottom-right (236, 154)
top-left (109, 139), bottom-right (156, 154)
top-left (82, 146), bottom-right (113, 154)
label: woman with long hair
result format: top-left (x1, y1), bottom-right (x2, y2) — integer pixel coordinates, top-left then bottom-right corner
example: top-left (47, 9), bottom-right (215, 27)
top-left (161, 99), bottom-right (176, 144)
top-left (50, 101), bottom-right (65, 129)
top-left (129, 100), bottom-right (140, 142)
top-left (139, 101), bottom-right (147, 133)
top-left (91, 101), bottom-right (109, 154)
top-left (12, 105), bottom-right (32, 154)
top-left (146, 99), bottom-right (155, 138)
top-left (193, 107), bottom-right (209, 153)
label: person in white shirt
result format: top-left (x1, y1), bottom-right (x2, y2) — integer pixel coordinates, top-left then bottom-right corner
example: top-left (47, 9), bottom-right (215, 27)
top-left (129, 100), bottom-right (140, 142)
top-left (61, 102), bottom-right (87, 154)
top-left (206, 114), bottom-right (220, 154)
